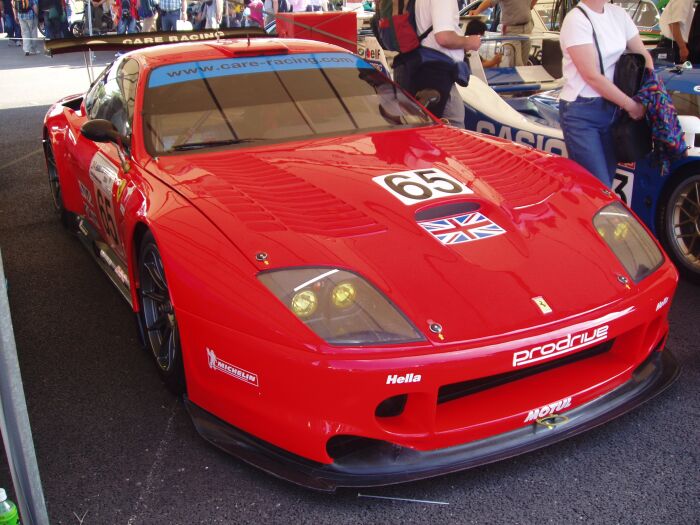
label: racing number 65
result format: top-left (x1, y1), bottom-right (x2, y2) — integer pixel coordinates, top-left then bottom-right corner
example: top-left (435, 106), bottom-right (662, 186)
top-left (373, 168), bottom-right (473, 205)
top-left (96, 191), bottom-right (119, 243)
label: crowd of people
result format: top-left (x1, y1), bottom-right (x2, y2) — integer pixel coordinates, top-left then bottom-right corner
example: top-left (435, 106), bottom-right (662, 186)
top-left (0, 0), bottom-right (351, 48)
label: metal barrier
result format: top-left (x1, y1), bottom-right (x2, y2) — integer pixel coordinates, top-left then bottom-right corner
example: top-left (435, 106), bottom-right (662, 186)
top-left (0, 249), bottom-right (50, 525)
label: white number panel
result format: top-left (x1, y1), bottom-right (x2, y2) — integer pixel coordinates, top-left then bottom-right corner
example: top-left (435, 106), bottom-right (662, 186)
top-left (89, 152), bottom-right (121, 247)
top-left (373, 168), bottom-right (473, 205)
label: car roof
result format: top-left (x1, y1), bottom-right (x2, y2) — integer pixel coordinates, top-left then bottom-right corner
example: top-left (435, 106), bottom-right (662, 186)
top-left (132, 38), bottom-right (352, 69)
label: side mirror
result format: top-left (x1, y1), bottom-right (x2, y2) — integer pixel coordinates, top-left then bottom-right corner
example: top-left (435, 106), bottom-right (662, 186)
top-left (81, 119), bottom-right (132, 173)
top-left (81, 119), bottom-right (120, 144)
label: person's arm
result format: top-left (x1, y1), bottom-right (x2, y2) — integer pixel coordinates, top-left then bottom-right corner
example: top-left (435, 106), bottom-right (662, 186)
top-left (435, 31), bottom-right (481, 51)
top-left (668, 21), bottom-right (689, 62)
top-left (272, 0), bottom-right (277, 12)
top-left (626, 33), bottom-right (654, 69)
top-left (180, 0), bottom-right (186, 18)
top-left (568, 43), bottom-right (645, 119)
top-left (469, 0), bottom-right (491, 16)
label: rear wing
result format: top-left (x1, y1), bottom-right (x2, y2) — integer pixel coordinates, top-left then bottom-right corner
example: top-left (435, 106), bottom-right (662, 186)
top-left (44, 27), bottom-right (269, 56)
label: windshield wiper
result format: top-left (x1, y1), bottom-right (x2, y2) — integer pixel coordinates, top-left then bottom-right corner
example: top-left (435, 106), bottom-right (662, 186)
top-left (170, 138), bottom-right (262, 151)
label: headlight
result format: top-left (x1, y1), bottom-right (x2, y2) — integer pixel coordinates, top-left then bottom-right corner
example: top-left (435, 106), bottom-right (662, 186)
top-left (258, 268), bottom-right (425, 346)
top-left (593, 202), bottom-right (663, 282)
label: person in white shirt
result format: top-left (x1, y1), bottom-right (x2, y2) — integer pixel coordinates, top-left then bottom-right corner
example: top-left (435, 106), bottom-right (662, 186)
top-left (408, 0), bottom-right (480, 126)
top-left (558, 0), bottom-right (652, 187)
top-left (659, 0), bottom-right (695, 63)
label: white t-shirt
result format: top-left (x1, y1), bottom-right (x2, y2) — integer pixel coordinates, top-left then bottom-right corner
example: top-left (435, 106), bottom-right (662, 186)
top-left (415, 0), bottom-right (464, 63)
top-left (559, 3), bottom-right (638, 101)
top-left (659, 0), bottom-right (695, 42)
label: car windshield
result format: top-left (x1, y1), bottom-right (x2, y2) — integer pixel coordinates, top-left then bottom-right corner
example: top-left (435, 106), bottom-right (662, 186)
top-left (142, 52), bottom-right (433, 155)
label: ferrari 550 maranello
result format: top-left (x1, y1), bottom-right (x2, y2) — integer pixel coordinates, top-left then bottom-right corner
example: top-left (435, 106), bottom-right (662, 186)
top-left (43, 30), bottom-right (680, 491)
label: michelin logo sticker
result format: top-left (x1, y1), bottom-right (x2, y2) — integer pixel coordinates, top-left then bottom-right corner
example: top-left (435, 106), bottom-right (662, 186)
top-left (207, 348), bottom-right (259, 387)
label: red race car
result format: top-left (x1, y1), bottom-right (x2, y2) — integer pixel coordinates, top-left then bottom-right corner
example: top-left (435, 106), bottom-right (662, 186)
top-left (43, 30), bottom-right (679, 491)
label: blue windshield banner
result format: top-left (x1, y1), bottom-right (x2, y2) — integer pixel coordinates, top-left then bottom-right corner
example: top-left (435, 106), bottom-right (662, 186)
top-left (148, 52), bottom-right (372, 88)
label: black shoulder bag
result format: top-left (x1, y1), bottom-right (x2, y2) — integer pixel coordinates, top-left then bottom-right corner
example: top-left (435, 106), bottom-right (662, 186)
top-left (576, 6), bottom-right (652, 163)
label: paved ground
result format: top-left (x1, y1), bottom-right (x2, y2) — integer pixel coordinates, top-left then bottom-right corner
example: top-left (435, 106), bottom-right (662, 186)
top-left (0, 36), bottom-right (698, 524)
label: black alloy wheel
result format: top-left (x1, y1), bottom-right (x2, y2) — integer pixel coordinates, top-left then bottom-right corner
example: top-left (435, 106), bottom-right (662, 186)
top-left (660, 174), bottom-right (700, 284)
top-left (44, 138), bottom-right (76, 229)
top-left (138, 231), bottom-right (186, 393)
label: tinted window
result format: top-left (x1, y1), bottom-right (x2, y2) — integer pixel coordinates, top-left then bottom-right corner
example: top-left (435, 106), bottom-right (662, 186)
top-left (142, 52), bottom-right (433, 154)
top-left (85, 58), bottom-right (140, 138)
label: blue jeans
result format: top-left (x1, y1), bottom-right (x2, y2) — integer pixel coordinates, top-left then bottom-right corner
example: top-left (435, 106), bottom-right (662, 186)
top-left (117, 16), bottom-right (137, 33)
top-left (559, 96), bottom-right (618, 187)
top-left (160, 9), bottom-right (180, 31)
top-left (4, 13), bottom-right (21, 40)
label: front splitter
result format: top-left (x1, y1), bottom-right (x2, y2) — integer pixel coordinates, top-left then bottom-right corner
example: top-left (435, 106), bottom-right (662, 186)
top-left (185, 350), bottom-right (680, 492)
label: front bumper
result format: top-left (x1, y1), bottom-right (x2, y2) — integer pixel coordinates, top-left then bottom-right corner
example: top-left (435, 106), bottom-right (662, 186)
top-left (185, 349), bottom-right (679, 492)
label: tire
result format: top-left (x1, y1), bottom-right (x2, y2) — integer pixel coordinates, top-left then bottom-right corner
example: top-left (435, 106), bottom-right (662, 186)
top-left (137, 231), bottom-right (187, 394)
top-left (658, 173), bottom-right (700, 284)
top-left (44, 138), bottom-right (77, 230)
top-left (70, 21), bottom-right (84, 37)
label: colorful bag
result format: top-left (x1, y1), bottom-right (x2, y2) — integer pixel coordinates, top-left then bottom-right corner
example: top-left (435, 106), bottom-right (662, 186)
top-left (372, 0), bottom-right (432, 53)
top-left (14, 0), bottom-right (32, 13)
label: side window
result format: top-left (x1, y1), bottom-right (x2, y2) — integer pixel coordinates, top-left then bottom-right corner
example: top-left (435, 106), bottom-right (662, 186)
top-left (85, 58), bottom-right (140, 139)
top-left (84, 63), bottom-right (113, 117)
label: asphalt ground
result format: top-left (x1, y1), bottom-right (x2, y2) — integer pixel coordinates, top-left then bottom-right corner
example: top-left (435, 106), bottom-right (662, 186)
top-left (0, 37), bottom-right (699, 525)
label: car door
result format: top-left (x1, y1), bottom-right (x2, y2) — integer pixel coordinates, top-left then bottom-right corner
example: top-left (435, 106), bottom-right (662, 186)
top-left (80, 57), bottom-right (141, 263)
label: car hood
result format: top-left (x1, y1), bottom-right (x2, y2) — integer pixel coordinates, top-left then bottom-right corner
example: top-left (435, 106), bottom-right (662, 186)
top-left (149, 126), bottom-right (631, 342)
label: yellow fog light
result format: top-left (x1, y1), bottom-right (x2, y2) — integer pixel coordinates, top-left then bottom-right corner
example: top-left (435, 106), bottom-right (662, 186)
top-left (331, 282), bottom-right (356, 309)
top-left (291, 290), bottom-right (318, 318)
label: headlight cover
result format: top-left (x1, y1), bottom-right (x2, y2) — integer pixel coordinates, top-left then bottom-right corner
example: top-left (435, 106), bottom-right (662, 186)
top-left (593, 202), bottom-right (663, 282)
top-left (258, 268), bottom-right (425, 346)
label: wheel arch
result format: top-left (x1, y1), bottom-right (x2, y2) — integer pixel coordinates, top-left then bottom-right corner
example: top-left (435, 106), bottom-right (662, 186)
top-left (128, 220), bottom-right (152, 311)
top-left (655, 159), bottom-right (700, 283)
top-left (655, 159), bottom-right (700, 232)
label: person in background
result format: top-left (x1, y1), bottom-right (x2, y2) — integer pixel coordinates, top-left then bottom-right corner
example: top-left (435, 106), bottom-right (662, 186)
top-left (244, 0), bottom-right (261, 25)
top-left (158, 0), bottom-right (186, 30)
top-left (470, 0), bottom-right (536, 66)
top-left (38, 0), bottom-right (64, 38)
top-left (558, 0), bottom-right (653, 187)
top-left (115, 0), bottom-right (137, 32)
top-left (2, 0), bottom-right (23, 46)
top-left (465, 19), bottom-right (502, 67)
top-left (137, 0), bottom-right (156, 30)
top-left (199, 0), bottom-right (221, 27)
top-left (306, 0), bottom-right (324, 10)
top-left (13, 0), bottom-right (39, 54)
top-left (287, 0), bottom-right (306, 12)
top-left (263, 0), bottom-right (279, 25)
top-left (90, 0), bottom-right (109, 31)
top-left (658, 0), bottom-right (695, 63)
top-left (223, 0), bottom-right (244, 26)
top-left (404, 0), bottom-right (480, 126)
top-left (262, 0), bottom-right (276, 24)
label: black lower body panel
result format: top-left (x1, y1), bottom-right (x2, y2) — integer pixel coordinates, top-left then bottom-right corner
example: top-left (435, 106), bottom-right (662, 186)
top-left (185, 350), bottom-right (680, 492)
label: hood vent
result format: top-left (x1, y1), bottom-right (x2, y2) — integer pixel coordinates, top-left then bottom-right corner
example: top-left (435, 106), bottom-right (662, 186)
top-left (415, 201), bottom-right (481, 221)
top-left (193, 154), bottom-right (386, 237)
top-left (422, 127), bottom-right (563, 208)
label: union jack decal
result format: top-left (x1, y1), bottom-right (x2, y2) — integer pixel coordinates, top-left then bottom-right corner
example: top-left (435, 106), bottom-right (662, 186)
top-left (418, 212), bottom-right (506, 245)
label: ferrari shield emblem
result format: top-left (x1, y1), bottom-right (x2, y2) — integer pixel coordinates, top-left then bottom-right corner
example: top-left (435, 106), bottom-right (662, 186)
top-left (532, 296), bottom-right (553, 314)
